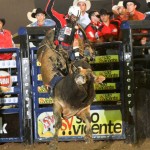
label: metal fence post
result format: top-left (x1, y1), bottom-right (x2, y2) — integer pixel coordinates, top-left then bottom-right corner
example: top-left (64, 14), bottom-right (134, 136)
top-left (18, 27), bottom-right (33, 144)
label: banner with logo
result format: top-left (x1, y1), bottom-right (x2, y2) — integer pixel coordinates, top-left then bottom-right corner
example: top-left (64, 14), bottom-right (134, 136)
top-left (0, 70), bottom-right (12, 93)
top-left (37, 109), bottom-right (123, 140)
top-left (0, 113), bottom-right (20, 138)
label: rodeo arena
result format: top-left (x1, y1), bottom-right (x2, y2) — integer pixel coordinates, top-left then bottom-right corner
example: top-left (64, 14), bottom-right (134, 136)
top-left (0, 0), bottom-right (150, 150)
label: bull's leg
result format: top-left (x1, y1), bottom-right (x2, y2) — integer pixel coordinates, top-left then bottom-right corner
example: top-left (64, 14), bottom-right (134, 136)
top-left (50, 101), bottom-right (62, 150)
top-left (76, 106), bottom-right (93, 143)
top-left (53, 101), bottom-right (62, 140)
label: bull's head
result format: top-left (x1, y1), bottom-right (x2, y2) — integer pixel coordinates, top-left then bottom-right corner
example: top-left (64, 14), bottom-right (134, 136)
top-left (71, 60), bottom-right (94, 85)
top-left (71, 60), bottom-right (105, 85)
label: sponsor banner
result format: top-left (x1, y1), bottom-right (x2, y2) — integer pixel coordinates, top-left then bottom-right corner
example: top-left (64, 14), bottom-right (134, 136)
top-left (0, 97), bottom-right (18, 104)
top-left (94, 70), bottom-right (119, 78)
top-left (37, 74), bottom-right (42, 81)
top-left (95, 93), bottom-right (120, 101)
top-left (37, 61), bottom-right (41, 66)
top-left (38, 92), bottom-right (120, 105)
top-left (37, 110), bottom-right (122, 138)
top-left (0, 60), bottom-right (16, 68)
top-left (0, 71), bottom-right (12, 93)
top-left (90, 55), bottom-right (119, 64)
top-left (2, 87), bottom-right (14, 93)
top-left (38, 97), bottom-right (53, 105)
top-left (38, 83), bottom-right (117, 94)
top-left (94, 83), bottom-right (116, 90)
top-left (0, 113), bottom-right (20, 138)
top-left (38, 93), bottom-right (120, 105)
top-left (38, 85), bottom-right (47, 93)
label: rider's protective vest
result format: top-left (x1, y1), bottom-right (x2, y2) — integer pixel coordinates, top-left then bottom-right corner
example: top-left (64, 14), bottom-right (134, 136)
top-left (57, 20), bottom-right (77, 45)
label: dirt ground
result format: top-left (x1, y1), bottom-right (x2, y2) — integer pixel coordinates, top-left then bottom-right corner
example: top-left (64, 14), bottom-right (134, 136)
top-left (0, 138), bottom-right (150, 150)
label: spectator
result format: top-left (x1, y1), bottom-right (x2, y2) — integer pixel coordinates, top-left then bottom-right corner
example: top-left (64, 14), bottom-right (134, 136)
top-left (85, 10), bottom-right (103, 43)
top-left (27, 9), bottom-right (37, 24)
top-left (112, 1), bottom-right (128, 21)
top-left (0, 18), bottom-right (15, 60)
top-left (45, 0), bottom-right (83, 60)
top-left (27, 8), bottom-right (56, 47)
top-left (123, 0), bottom-right (145, 20)
top-left (27, 8), bottom-right (56, 27)
top-left (73, 0), bottom-right (91, 28)
top-left (99, 9), bottom-right (119, 42)
top-left (123, 0), bottom-right (147, 45)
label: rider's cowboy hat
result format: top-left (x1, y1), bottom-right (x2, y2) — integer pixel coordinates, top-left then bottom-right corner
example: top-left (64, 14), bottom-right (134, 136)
top-left (123, 0), bottom-right (141, 9)
top-left (27, 8), bottom-right (46, 23)
top-left (73, 0), bottom-right (91, 11)
top-left (0, 18), bottom-right (5, 26)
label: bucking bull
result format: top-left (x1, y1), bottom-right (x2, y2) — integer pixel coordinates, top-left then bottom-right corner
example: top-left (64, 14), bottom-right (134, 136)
top-left (37, 29), bottom-right (105, 147)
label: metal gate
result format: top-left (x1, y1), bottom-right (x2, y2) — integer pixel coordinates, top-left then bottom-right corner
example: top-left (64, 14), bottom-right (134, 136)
top-left (0, 48), bottom-right (24, 142)
top-left (121, 20), bottom-right (150, 143)
top-left (10, 22), bottom-right (150, 143)
top-left (25, 27), bottom-right (127, 142)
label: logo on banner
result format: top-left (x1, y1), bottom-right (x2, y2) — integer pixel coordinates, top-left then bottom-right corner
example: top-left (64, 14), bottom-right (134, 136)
top-left (0, 71), bottom-right (12, 93)
top-left (38, 112), bottom-right (55, 137)
top-left (0, 117), bottom-right (7, 134)
top-left (37, 110), bottom-right (123, 138)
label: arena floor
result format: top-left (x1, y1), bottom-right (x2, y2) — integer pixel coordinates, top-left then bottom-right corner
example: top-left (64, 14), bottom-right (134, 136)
top-left (0, 139), bottom-right (150, 150)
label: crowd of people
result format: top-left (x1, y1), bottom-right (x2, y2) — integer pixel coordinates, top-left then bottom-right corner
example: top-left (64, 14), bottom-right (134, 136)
top-left (1, 0), bottom-right (150, 61)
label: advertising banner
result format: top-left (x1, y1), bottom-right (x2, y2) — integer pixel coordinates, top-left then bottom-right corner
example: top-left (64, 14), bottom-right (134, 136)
top-left (0, 113), bottom-right (20, 138)
top-left (37, 109), bottom-right (123, 140)
top-left (90, 55), bottom-right (119, 64)
top-left (0, 70), bottom-right (12, 93)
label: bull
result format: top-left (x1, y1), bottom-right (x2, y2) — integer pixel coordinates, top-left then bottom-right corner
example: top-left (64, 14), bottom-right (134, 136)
top-left (37, 29), bottom-right (105, 149)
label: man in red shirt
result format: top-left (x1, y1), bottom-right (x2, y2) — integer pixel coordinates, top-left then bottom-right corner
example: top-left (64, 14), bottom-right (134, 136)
top-left (123, 0), bottom-right (147, 45)
top-left (123, 0), bottom-right (145, 20)
top-left (85, 10), bottom-right (103, 43)
top-left (99, 9), bottom-right (119, 42)
top-left (45, 0), bottom-right (83, 60)
top-left (0, 18), bottom-right (15, 60)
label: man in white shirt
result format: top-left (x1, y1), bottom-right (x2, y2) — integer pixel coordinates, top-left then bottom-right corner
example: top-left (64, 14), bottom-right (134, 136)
top-left (73, 0), bottom-right (91, 28)
top-left (27, 8), bottom-right (56, 47)
top-left (27, 8), bottom-right (56, 27)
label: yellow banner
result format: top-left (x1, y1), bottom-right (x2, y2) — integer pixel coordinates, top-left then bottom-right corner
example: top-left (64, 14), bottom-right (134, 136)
top-left (95, 93), bottom-right (120, 101)
top-left (94, 83), bottom-right (116, 90)
top-left (90, 55), bottom-right (119, 64)
top-left (37, 61), bottom-right (41, 66)
top-left (94, 70), bottom-right (119, 78)
top-left (38, 97), bottom-right (53, 104)
top-left (37, 110), bottom-right (122, 138)
top-left (38, 85), bottom-right (47, 93)
top-left (37, 74), bottom-right (42, 81)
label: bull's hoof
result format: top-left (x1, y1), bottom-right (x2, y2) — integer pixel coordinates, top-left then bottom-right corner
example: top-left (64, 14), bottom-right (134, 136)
top-left (84, 134), bottom-right (93, 144)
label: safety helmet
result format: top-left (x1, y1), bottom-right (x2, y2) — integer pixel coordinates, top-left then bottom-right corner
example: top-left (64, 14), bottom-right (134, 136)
top-left (68, 6), bottom-right (81, 17)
